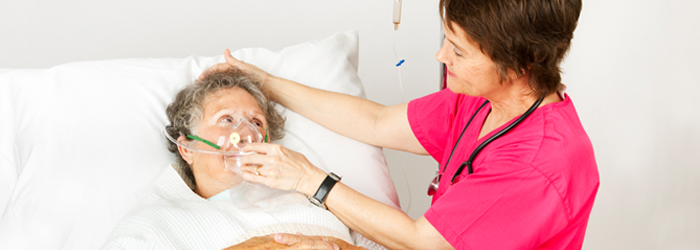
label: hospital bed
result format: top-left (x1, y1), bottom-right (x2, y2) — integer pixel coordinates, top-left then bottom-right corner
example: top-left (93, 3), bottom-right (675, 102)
top-left (0, 31), bottom-right (400, 249)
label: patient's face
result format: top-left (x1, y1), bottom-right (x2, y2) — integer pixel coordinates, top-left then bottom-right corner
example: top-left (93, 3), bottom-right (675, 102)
top-left (191, 87), bottom-right (267, 198)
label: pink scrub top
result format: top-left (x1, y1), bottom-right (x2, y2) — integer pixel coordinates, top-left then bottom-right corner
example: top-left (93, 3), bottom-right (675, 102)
top-left (408, 89), bottom-right (599, 249)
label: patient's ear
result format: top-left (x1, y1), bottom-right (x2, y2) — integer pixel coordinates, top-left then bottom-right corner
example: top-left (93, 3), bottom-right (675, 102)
top-left (177, 136), bottom-right (195, 165)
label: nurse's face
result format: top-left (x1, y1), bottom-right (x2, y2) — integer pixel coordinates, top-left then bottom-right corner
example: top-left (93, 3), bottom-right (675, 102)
top-left (435, 22), bottom-right (505, 98)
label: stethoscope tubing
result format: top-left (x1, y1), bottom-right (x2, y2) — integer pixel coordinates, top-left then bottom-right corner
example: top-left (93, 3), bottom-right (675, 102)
top-left (443, 96), bottom-right (545, 184)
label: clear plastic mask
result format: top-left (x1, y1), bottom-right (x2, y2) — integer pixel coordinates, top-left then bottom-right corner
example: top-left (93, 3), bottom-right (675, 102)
top-left (164, 112), bottom-right (266, 175)
top-left (164, 116), bottom-right (309, 211)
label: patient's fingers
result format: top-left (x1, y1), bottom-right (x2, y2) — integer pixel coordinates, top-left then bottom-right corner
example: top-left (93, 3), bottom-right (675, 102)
top-left (274, 233), bottom-right (339, 250)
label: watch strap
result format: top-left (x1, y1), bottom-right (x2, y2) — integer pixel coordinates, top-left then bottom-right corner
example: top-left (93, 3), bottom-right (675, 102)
top-left (311, 172), bottom-right (341, 209)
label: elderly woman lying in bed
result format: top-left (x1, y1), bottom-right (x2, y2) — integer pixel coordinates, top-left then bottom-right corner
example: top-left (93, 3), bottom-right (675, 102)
top-left (101, 69), bottom-right (373, 250)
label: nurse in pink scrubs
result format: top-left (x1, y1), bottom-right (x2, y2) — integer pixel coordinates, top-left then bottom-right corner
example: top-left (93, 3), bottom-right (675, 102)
top-left (205, 0), bottom-right (599, 249)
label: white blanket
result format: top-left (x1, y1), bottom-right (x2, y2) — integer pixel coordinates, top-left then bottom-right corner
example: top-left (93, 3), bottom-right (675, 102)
top-left (101, 164), bottom-right (359, 250)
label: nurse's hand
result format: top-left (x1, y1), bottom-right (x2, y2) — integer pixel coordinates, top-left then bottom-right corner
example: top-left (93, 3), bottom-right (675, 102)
top-left (238, 143), bottom-right (327, 196)
top-left (198, 49), bottom-right (273, 86)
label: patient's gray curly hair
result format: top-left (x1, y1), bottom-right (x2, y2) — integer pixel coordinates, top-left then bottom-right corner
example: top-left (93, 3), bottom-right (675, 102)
top-left (165, 69), bottom-right (285, 184)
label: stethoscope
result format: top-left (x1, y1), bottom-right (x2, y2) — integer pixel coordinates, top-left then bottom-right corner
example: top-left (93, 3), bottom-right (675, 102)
top-left (427, 96), bottom-right (544, 196)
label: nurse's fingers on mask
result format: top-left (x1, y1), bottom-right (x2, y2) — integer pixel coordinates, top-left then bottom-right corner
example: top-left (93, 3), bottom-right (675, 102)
top-left (240, 169), bottom-right (267, 183)
top-left (238, 164), bottom-right (257, 175)
top-left (242, 143), bottom-right (287, 156)
top-left (240, 167), bottom-right (292, 190)
top-left (239, 153), bottom-right (276, 169)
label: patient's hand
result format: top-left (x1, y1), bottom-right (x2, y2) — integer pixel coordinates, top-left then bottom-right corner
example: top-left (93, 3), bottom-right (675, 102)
top-left (274, 233), bottom-right (367, 250)
top-left (222, 235), bottom-right (304, 250)
top-left (223, 234), bottom-right (365, 250)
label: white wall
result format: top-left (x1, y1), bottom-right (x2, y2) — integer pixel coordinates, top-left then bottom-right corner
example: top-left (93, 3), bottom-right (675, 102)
top-left (1, 0), bottom-right (699, 249)
top-left (563, 1), bottom-right (700, 249)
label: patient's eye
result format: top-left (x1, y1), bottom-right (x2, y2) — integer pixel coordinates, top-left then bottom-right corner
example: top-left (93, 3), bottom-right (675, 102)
top-left (219, 116), bottom-right (234, 124)
top-left (252, 118), bottom-right (263, 127)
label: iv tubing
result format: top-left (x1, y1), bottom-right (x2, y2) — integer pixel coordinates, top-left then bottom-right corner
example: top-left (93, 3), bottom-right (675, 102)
top-left (393, 28), bottom-right (411, 213)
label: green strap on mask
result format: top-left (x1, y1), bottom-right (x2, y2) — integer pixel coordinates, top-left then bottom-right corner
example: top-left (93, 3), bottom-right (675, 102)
top-left (187, 126), bottom-right (267, 149)
top-left (186, 134), bottom-right (221, 150)
top-left (264, 126), bottom-right (269, 143)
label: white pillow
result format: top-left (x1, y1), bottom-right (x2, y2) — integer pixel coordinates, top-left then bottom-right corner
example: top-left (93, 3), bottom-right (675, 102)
top-left (0, 31), bottom-right (399, 250)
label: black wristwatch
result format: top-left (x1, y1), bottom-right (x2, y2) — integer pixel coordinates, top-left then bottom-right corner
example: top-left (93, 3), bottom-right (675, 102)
top-left (308, 172), bottom-right (341, 210)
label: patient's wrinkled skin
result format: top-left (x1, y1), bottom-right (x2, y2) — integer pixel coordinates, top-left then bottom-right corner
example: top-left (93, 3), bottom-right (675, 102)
top-left (178, 87), bottom-right (268, 199)
top-left (224, 233), bottom-right (365, 250)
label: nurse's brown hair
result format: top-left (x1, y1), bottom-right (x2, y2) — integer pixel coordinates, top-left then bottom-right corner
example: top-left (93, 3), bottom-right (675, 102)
top-left (440, 0), bottom-right (582, 97)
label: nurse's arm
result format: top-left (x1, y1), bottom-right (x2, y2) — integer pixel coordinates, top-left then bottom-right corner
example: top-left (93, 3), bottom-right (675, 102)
top-left (267, 74), bottom-right (426, 155)
top-left (300, 181), bottom-right (454, 250)
top-left (204, 51), bottom-right (427, 155)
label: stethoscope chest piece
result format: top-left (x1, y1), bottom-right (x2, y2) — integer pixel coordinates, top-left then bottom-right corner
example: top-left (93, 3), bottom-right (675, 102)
top-left (427, 172), bottom-right (441, 196)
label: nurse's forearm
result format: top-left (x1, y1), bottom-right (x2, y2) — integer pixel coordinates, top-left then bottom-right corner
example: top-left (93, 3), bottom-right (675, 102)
top-left (264, 76), bottom-right (425, 154)
top-left (300, 180), bottom-right (453, 250)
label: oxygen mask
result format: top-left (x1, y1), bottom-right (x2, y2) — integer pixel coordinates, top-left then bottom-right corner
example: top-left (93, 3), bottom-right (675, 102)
top-left (164, 112), bottom-right (267, 174)
top-left (164, 114), bottom-right (308, 211)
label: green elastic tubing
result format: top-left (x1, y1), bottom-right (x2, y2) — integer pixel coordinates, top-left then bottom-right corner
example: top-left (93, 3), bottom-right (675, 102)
top-left (186, 134), bottom-right (221, 150)
top-left (264, 126), bottom-right (269, 143)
